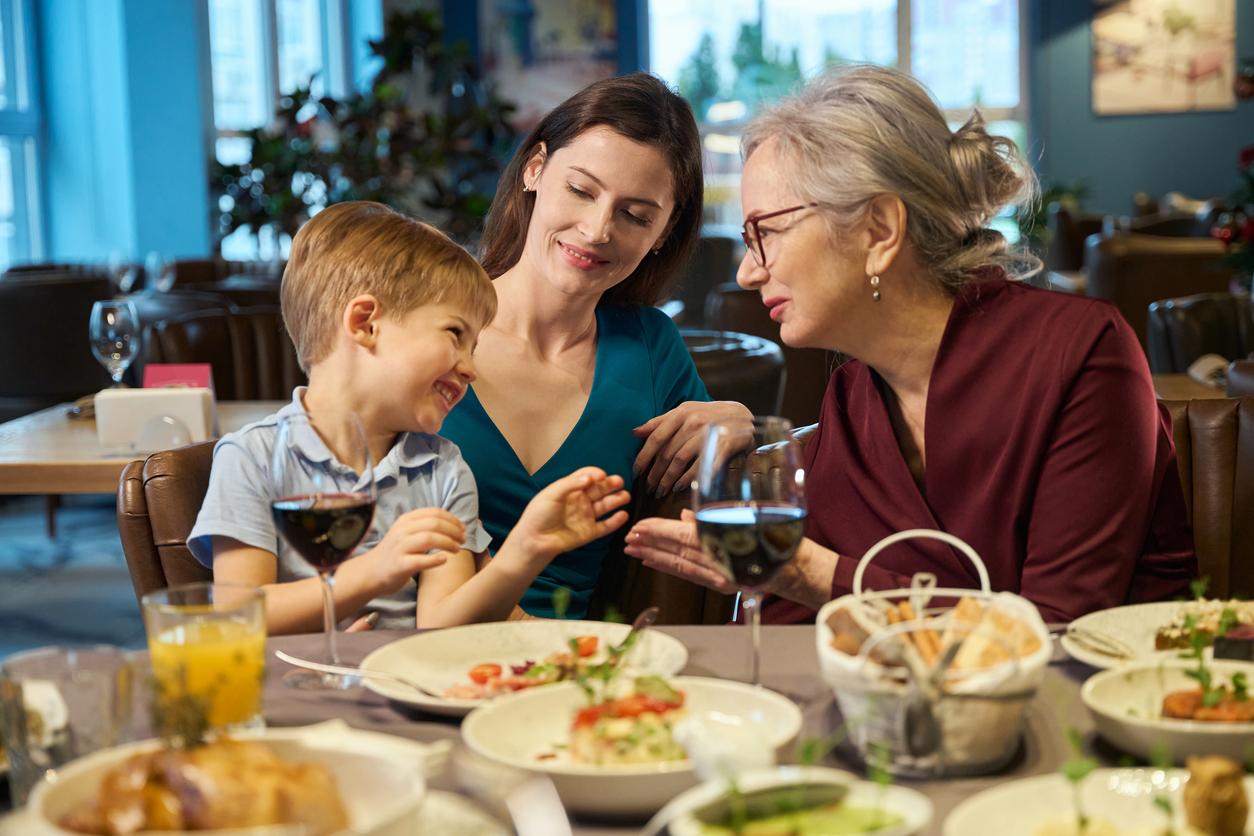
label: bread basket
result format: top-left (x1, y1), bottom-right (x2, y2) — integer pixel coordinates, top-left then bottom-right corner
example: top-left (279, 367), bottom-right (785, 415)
top-left (815, 529), bottom-right (1050, 777)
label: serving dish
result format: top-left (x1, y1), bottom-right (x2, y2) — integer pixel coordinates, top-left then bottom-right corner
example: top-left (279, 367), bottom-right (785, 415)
top-left (1081, 659), bottom-right (1254, 762)
top-left (646, 765), bottom-right (932, 836)
top-left (460, 676), bottom-right (802, 817)
top-left (359, 619), bottom-right (688, 717)
top-left (27, 723), bottom-right (428, 836)
top-left (943, 768), bottom-right (1254, 835)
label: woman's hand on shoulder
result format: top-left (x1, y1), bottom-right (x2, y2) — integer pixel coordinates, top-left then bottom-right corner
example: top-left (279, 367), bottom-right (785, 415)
top-left (632, 401), bottom-right (753, 496)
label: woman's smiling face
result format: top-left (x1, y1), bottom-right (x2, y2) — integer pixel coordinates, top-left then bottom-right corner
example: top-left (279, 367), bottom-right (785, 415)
top-left (520, 126), bottom-right (675, 300)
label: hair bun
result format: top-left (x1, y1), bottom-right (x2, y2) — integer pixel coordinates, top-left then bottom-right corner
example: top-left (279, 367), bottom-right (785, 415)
top-left (947, 111), bottom-right (1033, 230)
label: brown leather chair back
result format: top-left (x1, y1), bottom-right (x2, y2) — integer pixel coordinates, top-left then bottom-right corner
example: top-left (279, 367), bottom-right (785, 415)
top-left (142, 306), bottom-right (304, 400)
top-left (1085, 232), bottom-right (1235, 347)
top-left (1146, 292), bottom-right (1254, 373)
top-left (1163, 398), bottom-right (1254, 598)
top-left (0, 273), bottom-right (115, 421)
top-left (670, 236), bottom-right (737, 326)
top-left (704, 283), bottom-right (834, 426)
top-left (681, 329), bottom-right (785, 416)
top-left (117, 442), bottom-right (216, 606)
top-left (1045, 205), bottom-right (1105, 272)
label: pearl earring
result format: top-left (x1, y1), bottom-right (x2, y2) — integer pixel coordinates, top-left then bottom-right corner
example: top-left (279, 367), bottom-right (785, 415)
top-left (870, 275), bottom-right (881, 302)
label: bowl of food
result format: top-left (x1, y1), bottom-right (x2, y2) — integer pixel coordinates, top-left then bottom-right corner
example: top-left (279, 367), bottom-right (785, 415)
top-left (460, 675), bottom-right (803, 817)
top-left (1082, 658), bottom-right (1254, 763)
top-left (816, 529), bottom-right (1051, 777)
top-left (647, 765), bottom-right (933, 836)
top-left (28, 724), bottom-right (427, 835)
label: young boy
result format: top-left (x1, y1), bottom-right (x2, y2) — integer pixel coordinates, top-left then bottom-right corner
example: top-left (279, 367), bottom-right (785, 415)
top-left (188, 202), bottom-right (630, 632)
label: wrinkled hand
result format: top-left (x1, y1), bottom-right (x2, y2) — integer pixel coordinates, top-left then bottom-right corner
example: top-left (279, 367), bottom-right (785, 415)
top-left (632, 401), bottom-right (753, 496)
top-left (623, 509), bottom-right (737, 594)
top-left (366, 507), bottom-right (462, 591)
top-left (515, 466), bottom-right (631, 560)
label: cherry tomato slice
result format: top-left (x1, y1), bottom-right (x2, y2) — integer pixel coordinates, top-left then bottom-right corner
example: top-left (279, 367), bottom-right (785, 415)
top-left (575, 636), bottom-right (599, 657)
top-left (468, 663), bottom-right (502, 685)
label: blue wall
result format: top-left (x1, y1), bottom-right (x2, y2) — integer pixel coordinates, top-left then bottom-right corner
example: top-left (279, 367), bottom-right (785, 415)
top-left (1033, 1), bottom-right (1254, 215)
top-left (39, 0), bottom-right (211, 261)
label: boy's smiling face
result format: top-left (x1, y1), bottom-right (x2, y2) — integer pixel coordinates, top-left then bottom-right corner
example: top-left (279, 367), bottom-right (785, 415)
top-left (373, 301), bottom-right (482, 435)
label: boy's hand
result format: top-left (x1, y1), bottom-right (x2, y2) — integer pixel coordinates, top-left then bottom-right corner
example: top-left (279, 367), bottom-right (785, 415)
top-left (513, 467), bottom-right (630, 561)
top-left (365, 508), bottom-right (464, 591)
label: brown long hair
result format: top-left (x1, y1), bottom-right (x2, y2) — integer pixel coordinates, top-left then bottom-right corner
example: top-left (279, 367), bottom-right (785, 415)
top-left (479, 73), bottom-right (703, 306)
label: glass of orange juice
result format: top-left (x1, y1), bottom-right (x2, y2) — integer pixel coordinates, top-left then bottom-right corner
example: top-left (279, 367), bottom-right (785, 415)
top-left (141, 583), bottom-right (265, 734)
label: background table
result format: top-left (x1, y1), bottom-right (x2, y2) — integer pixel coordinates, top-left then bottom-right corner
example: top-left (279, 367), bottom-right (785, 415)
top-left (1152, 373), bottom-right (1227, 401)
top-left (0, 400), bottom-right (282, 494)
top-left (266, 626), bottom-right (1098, 836)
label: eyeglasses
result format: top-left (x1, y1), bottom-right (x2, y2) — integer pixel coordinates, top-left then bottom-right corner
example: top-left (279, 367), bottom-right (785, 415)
top-left (741, 203), bottom-right (819, 268)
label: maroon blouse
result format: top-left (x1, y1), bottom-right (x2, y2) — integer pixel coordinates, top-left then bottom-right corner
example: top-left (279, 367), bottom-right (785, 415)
top-left (764, 277), bottom-right (1197, 624)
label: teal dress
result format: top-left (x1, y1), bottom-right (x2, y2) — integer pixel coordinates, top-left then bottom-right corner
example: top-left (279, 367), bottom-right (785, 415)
top-left (440, 305), bottom-right (709, 618)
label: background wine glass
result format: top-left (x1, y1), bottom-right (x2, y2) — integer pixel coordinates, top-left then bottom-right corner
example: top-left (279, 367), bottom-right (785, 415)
top-left (694, 415), bottom-right (806, 686)
top-left (88, 299), bottom-right (139, 387)
top-left (270, 410), bottom-right (377, 690)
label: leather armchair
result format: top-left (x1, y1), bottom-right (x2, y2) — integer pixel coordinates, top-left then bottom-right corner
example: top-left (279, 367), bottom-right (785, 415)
top-left (0, 273), bottom-right (115, 422)
top-left (117, 442), bottom-right (215, 606)
top-left (1084, 232), bottom-right (1235, 347)
top-left (1146, 292), bottom-right (1254, 373)
top-left (1163, 398), bottom-right (1254, 598)
top-left (669, 235), bottom-right (737, 326)
top-left (141, 306), bottom-right (304, 400)
top-left (1045, 205), bottom-right (1105, 272)
top-left (680, 329), bottom-right (785, 416)
top-left (703, 283), bottom-right (835, 426)
top-left (1227, 361), bottom-right (1254, 396)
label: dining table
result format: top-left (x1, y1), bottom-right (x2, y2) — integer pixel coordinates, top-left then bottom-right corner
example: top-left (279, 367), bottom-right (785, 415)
top-left (261, 625), bottom-right (1104, 836)
top-left (0, 400), bottom-right (284, 494)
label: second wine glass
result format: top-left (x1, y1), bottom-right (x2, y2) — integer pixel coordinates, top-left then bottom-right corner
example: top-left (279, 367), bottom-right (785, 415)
top-left (270, 409), bottom-right (377, 690)
top-left (694, 415), bottom-right (807, 686)
top-left (88, 299), bottom-right (139, 387)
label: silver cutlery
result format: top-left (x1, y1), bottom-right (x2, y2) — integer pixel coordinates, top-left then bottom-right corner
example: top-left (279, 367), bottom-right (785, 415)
top-left (273, 649), bottom-right (450, 699)
top-left (1062, 625), bottom-right (1136, 660)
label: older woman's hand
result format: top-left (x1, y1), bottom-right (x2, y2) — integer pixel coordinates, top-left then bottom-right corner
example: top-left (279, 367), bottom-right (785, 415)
top-left (623, 510), bottom-right (738, 593)
top-left (632, 401), bottom-right (754, 495)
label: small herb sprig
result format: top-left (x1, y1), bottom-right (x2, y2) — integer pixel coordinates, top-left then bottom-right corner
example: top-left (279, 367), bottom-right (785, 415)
top-left (1062, 726), bottom-right (1098, 831)
top-left (1149, 742), bottom-right (1177, 835)
top-left (1178, 610), bottom-right (1248, 709)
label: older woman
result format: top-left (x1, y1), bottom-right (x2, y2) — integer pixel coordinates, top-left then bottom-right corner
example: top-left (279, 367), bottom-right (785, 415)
top-left (625, 65), bottom-right (1196, 624)
top-left (440, 74), bottom-right (750, 618)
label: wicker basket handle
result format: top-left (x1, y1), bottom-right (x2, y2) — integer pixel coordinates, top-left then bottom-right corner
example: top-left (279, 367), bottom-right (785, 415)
top-left (852, 528), bottom-right (991, 597)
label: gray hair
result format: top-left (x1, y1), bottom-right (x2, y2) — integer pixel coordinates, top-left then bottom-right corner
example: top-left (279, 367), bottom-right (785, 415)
top-left (742, 64), bottom-right (1041, 292)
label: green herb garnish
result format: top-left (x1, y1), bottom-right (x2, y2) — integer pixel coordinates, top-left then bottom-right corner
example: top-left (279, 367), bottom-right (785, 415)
top-left (1062, 726), bottom-right (1097, 830)
top-left (1191, 576), bottom-right (1210, 600)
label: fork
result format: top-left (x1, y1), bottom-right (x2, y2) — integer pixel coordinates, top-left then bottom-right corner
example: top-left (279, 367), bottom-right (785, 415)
top-left (273, 649), bottom-right (452, 699)
top-left (1063, 625), bottom-right (1136, 660)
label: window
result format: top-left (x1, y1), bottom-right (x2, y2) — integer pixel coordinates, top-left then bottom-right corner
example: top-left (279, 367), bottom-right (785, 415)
top-left (650, 0), bottom-right (1027, 235)
top-left (0, 0), bottom-right (42, 269)
top-left (207, 0), bottom-right (344, 258)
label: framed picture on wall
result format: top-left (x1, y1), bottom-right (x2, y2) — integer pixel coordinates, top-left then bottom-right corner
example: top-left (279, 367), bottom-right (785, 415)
top-left (479, 0), bottom-right (618, 131)
top-left (1092, 0), bottom-right (1236, 114)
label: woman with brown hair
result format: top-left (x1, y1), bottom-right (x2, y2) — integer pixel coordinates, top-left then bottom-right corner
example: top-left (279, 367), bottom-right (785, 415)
top-left (440, 73), bottom-right (750, 618)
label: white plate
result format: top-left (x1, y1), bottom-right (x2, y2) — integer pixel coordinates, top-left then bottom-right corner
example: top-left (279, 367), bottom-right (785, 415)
top-left (359, 620), bottom-right (689, 717)
top-left (28, 723), bottom-right (428, 836)
top-left (648, 766), bottom-right (932, 836)
top-left (1082, 659), bottom-right (1254, 763)
top-left (1061, 602), bottom-right (1189, 669)
top-left (461, 676), bottom-right (803, 817)
top-left (945, 768), bottom-right (1254, 835)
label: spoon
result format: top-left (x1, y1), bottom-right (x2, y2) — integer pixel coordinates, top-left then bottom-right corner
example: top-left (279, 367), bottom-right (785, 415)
top-left (273, 649), bottom-right (450, 699)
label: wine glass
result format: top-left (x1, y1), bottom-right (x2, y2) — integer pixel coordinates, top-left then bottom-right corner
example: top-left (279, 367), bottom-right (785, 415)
top-left (694, 415), bottom-right (806, 686)
top-left (270, 410), bottom-right (377, 690)
top-left (89, 299), bottom-right (139, 387)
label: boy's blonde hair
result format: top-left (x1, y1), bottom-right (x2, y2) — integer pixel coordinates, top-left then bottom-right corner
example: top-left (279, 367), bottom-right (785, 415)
top-left (282, 201), bottom-right (497, 371)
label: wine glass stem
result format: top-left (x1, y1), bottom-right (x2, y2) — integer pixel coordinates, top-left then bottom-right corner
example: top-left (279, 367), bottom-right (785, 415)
top-left (743, 589), bottom-right (762, 686)
top-left (320, 571), bottom-right (340, 666)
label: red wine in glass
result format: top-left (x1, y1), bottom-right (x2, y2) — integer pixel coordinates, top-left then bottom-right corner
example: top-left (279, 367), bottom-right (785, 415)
top-left (695, 502), bottom-right (807, 589)
top-left (271, 493), bottom-right (376, 573)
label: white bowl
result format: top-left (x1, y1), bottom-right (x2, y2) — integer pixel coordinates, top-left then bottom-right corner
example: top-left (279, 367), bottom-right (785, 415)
top-left (460, 676), bottom-right (803, 817)
top-left (28, 725), bottom-right (427, 836)
top-left (359, 619), bottom-right (689, 717)
top-left (1082, 659), bottom-right (1254, 763)
top-left (648, 766), bottom-right (933, 836)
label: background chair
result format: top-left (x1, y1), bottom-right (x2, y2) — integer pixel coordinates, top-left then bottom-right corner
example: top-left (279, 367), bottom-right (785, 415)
top-left (668, 235), bottom-right (737, 326)
top-left (1084, 232), bottom-right (1235, 348)
top-left (680, 330), bottom-right (785, 416)
top-left (1163, 398), bottom-right (1254, 599)
top-left (704, 283), bottom-right (834, 426)
top-left (116, 442), bottom-right (215, 606)
top-left (140, 306), bottom-right (305, 400)
top-left (1146, 292), bottom-right (1254, 373)
top-left (1044, 205), bottom-right (1105, 272)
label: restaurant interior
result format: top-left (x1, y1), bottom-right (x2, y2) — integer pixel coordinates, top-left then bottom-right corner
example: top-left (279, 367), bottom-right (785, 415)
top-left (1, 0), bottom-right (1254, 833)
